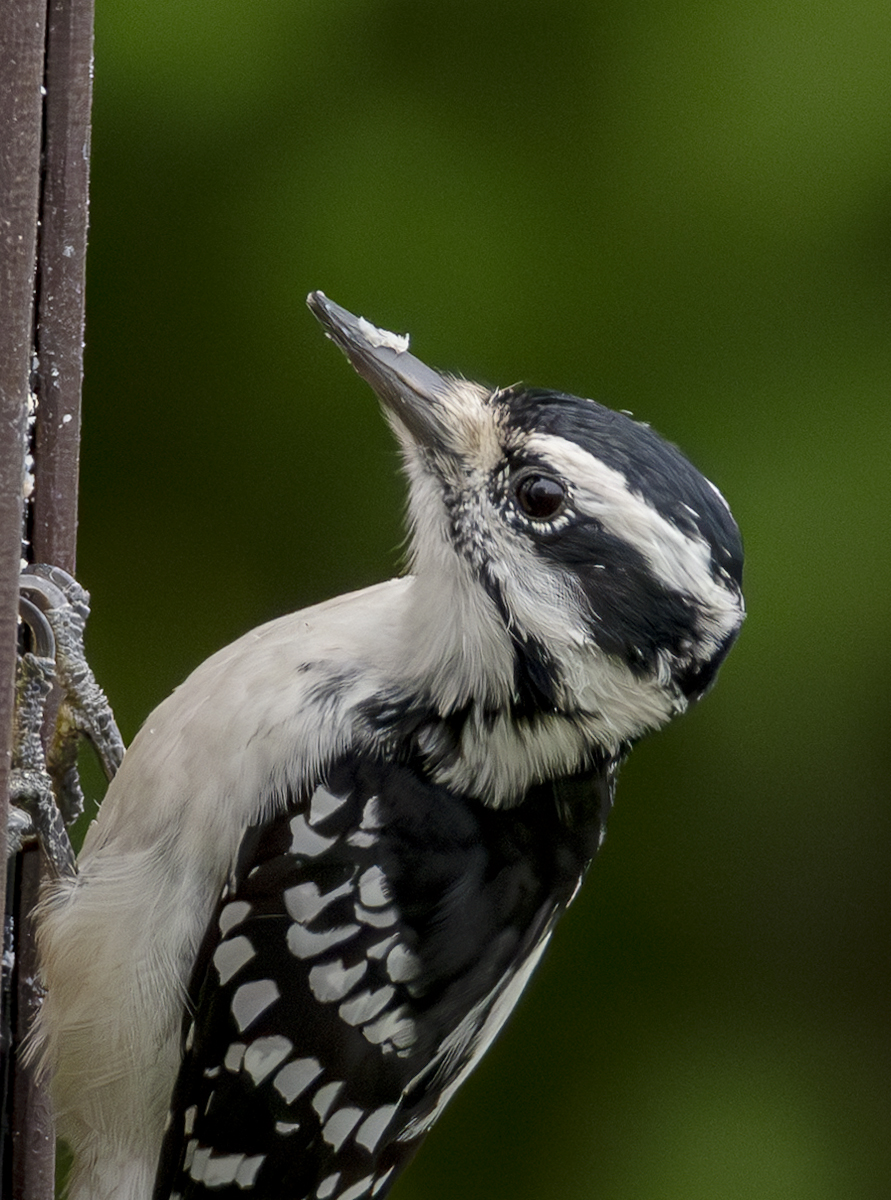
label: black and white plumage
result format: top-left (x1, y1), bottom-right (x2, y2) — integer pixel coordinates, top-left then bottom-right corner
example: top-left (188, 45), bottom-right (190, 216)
top-left (33, 293), bottom-right (744, 1200)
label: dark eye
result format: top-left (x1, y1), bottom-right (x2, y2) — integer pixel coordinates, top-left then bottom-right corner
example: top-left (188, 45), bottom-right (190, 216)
top-left (514, 473), bottom-right (566, 520)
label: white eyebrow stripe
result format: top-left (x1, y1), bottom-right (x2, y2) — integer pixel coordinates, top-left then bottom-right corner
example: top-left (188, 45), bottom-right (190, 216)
top-left (524, 433), bottom-right (741, 643)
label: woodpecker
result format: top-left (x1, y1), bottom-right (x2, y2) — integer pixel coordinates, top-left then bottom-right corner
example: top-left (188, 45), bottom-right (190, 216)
top-left (32, 293), bottom-right (744, 1200)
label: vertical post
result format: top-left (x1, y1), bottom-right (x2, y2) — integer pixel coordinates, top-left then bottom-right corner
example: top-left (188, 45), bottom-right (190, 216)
top-left (0, 0), bottom-right (51, 1192)
top-left (0, 0), bottom-right (47, 945)
top-left (1, 0), bottom-right (94, 1195)
top-left (32, 0), bottom-right (94, 574)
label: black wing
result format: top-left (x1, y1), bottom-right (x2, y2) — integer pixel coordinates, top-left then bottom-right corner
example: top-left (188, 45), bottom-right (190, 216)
top-left (153, 754), bottom-right (614, 1200)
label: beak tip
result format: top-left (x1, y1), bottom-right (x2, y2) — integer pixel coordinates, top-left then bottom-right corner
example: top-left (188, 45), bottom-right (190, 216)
top-left (306, 288), bottom-right (327, 312)
top-left (307, 291), bottom-right (409, 355)
top-left (307, 293), bottom-right (455, 450)
top-left (306, 290), bottom-right (335, 333)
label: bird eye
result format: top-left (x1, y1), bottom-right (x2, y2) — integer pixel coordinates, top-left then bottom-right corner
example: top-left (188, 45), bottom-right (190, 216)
top-left (514, 473), bottom-right (566, 520)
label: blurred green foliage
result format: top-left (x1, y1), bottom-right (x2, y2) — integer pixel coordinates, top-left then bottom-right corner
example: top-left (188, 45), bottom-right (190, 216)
top-left (68, 1), bottom-right (889, 1196)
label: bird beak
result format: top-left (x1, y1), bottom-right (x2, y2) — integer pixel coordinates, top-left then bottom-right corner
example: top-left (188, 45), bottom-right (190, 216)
top-left (307, 291), bottom-right (461, 453)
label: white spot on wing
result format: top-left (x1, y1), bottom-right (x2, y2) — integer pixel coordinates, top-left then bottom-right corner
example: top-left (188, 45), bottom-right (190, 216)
top-left (235, 1155), bottom-right (265, 1187)
top-left (231, 979), bottom-right (280, 1032)
top-left (322, 1105), bottom-right (364, 1151)
top-left (360, 796), bottom-right (383, 829)
top-left (386, 944), bottom-right (420, 983)
top-left (218, 900), bottom-right (252, 936)
top-left (339, 1176), bottom-right (378, 1200)
top-left (361, 1005), bottom-right (416, 1050)
top-left (316, 1172), bottom-right (341, 1199)
top-left (366, 933), bottom-right (399, 960)
top-left (346, 794), bottom-right (384, 845)
top-left (188, 1145), bottom-right (211, 1182)
top-left (183, 1105), bottom-right (197, 1135)
top-left (275, 1120), bottom-right (301, 1135)
top-left (284, 879), bottom-right (352, 924)
top-left (338, 985), bottom-right (395, 1026)
top-left (289, 813), bottom-right (336, 856)
top-left (312, 1080), bottom-right (344, 1120)
top-left (213, 935), bottom-right (255, 985)
top-left (287, 923), bottom-right (360, 959)
top-left (358, 865), bottom-right (390, 908)
top-left (354, 903), bottom-right (397, 928)
top-left (308, 958), bottom-right (368, 1002)
top-left (243, 1035), bottom-right (294, 1085)
top-left (200, 1152), bottom-right (247, 1187)
top-left (308, 785), bottom-right (348, 826)
top-left (354, 1103), bottom-right (398, 1153)
top-left (224, 1043), bottom-right (246, 1072)
top-left (273, 1057), bottom-right (323, 1103)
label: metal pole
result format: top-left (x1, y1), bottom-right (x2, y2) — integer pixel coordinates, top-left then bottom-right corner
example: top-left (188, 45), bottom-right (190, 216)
top-left (1, 0), bottom-right (95, 1194)
top-left (0, 0), bottom-right (51, 1191)
top-left (32, 0), bottom-right (95, 573)
top-left (0, 0), bottom-right (47, 940)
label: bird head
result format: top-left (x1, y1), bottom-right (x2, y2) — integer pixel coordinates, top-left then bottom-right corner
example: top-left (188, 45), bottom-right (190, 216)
top-left (308, 292), bottom-right (744, 765)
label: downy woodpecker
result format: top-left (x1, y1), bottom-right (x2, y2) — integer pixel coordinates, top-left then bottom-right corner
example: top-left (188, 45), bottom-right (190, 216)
top-left (33, 293), bottom-right (744, 1200)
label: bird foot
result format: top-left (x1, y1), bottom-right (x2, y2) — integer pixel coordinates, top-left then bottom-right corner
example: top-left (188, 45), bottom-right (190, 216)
top-left (8, 566), bottom-right (124, 877)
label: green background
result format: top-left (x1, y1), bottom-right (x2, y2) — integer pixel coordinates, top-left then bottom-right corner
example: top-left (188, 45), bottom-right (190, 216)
top-left (70, 2), bottom-right (889, 1197)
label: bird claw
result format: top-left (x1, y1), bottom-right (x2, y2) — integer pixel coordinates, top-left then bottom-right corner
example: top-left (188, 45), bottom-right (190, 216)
top-left (8, 567), bottom-right (124, 877)
top-left (20, 565), bottom-right (124, 784)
